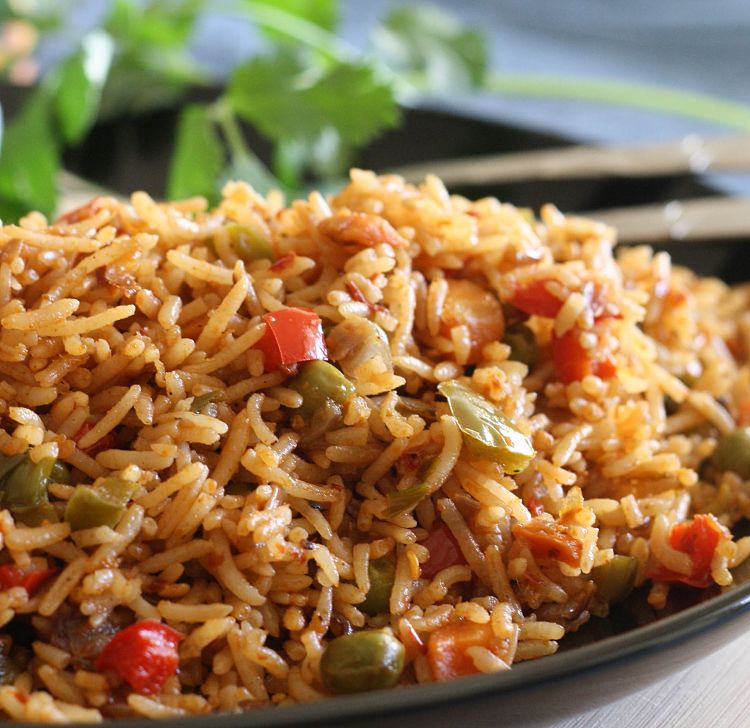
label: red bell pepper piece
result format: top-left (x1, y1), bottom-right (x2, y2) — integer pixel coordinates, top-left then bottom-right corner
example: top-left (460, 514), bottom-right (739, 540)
top-left (96, 620), bottom-right (183, 695)
top-left (552, 328), bottom-right (617, 384)
top-left (419, 522), bottom-right (468, 579)
top-left (74, 421), bottom-right (116, 456)
top-left (255, 308), bottom-right (327, 372)
top-left (0, 563), bottom-right (58, 595)
top-left (648, 514), bottom-right (727, 589)
top-left (508, 279), bottom-right (565, 319)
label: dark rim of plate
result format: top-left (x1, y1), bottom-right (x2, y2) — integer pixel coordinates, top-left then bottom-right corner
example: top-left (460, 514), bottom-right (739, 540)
top-left (30, 576), bottom-right (750, 727)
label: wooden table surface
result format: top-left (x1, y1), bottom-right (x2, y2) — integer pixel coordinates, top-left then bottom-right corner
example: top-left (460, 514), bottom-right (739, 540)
top-left (548, 629), bottom-right (750, 728)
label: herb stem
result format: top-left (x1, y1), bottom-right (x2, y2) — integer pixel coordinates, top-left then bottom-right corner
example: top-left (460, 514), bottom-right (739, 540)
top-left (209, 98), bottom-right (250, 159)
top-left (486, 71), bottom-right (750, 131)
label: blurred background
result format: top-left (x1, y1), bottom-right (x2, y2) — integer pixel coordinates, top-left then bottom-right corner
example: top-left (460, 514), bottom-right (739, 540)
top-left (1, 0), bottom-right (749, 221)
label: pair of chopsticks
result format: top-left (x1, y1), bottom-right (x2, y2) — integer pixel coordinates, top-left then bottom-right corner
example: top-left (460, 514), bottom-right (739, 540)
top-left (390, 135), bottom-right (750, 244)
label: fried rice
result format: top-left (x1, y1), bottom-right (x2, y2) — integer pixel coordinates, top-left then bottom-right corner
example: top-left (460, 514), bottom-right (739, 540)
top-left (0, 170), bottom-right (749, 721)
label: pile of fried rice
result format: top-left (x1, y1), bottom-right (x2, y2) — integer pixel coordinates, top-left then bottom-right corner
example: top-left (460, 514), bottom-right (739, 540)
top-left (0, 170), bottom-right (749, 722)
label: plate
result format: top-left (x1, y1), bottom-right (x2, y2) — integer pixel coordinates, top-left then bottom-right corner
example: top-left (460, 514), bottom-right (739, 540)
top-left (11, 98), bottom-right (750, 727)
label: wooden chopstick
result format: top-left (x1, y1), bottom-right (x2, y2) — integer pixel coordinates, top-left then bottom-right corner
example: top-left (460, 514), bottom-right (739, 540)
top-left (586, 196), bottom-right (750, 244)
top-left (391, 135), bottom-right (750, 186)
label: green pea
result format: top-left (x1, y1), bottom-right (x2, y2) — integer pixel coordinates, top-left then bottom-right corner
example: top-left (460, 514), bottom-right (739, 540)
top-left (64, 478), bottom-right (137, 531)
top-left (225, 223), bottom-right (273, 262)
top-left (712, 428), bottom-right (750, 479)
top-left (320, 631), bottom-right (405, 695)
top-left (504, 323), bottom-right (537, 370)
top-left (288, 361), bottom-right (356, 418)
top-left (592, 555), bottom-right (638, 604)
top-left (438, 380), bottom-right (535, 474)
top-left (359, 556), bottom-right (396, 616)
top-left (191, 389), bottom-right (226, 412)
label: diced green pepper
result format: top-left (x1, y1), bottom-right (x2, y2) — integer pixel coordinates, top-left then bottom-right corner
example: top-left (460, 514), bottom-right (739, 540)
top-left (0, 455), bottom-right (69, 525)
top-left (359, 556), bottom-right (396, 616)
top-left (504, 323), bottom-right (537, 370)
top-left (3, 457), bottom-right (54, 510)
top-left (11, 502), bottom-right (58, 527)
top-left (385, 483), bottom-right (429, 518)
top-left (592, 555), bottom-right (638, 604)
top-left (225, 223), bottom-right (273, 262)
top-left (191, 389), bottom-right (225, 412)
top-left (64, 478), bottom-right (137, 531)
top-left (438, 380), bottom-right (535, 474)
top-left (0, 454), bottom-right (26, 484)
top-left (711, 428), bottom-right (750, 480)
top-left (50, 460), bottom-right (71, 484)
top-left (288, 361), bottom-right (356, 417)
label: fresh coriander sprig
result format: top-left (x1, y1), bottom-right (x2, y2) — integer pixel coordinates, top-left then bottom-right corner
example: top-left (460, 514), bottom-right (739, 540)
top-left (0, 1), bottom-right (487, 220)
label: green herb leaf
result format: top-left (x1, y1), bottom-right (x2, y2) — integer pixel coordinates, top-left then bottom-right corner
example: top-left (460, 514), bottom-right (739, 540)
top-left (246, 0), bottom-right (338, 34)
top-left (217, 151), bottom-right (285, 198)
top-left (371, 5), bottom-right (488, 92)
top-left (167, 103), bottom-right (224, 202)
top-left (0, 91), bottom-right (58, 221)
top-left (54, 31), bottom-right (114, 143)
top-left (228, 53), bottom-right (398, 181)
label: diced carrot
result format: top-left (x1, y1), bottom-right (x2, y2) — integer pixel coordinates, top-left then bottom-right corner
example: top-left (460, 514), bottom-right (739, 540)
top-left (399, 619), bottom-right (426, 662)
top-left (738, 400), bottom-right (750, 427)
top-left (511, 520), bottom-right (582, 567)
top-left (440, 279), bottom-right (505, 364)
top-left (427, 621), bottom-right (505, 682)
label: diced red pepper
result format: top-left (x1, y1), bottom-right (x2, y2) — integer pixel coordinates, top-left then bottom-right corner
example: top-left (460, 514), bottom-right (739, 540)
top-left (269, 252), bottom-right (296, 272)
top-left (512, 520), bottom-right (582, 567)
top-left (254, 308), bottom-right (327, 372)
top-left (552, 329), bottom-right (592, 384)
top-left (96, 620), bottom-right (183, 695)
top-left (419, 522), bottom-right (468, 579)
top-left (508, 279), bottom-right (565, 319)
top-left (648, 514), bottom-right (727, 589)
top-left (427, 621), bottom-right (507, 681)
top-left (74, 421), bottom-right (116, 456)
top-left (552, 328), bottom-right (617, 384)
top-left (526, 496), bottom-right (545, 517)
top-left (0, 564), bottom-right (58, 595)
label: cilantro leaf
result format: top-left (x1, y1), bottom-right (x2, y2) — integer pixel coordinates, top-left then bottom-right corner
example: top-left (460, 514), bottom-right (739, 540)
top-left (54, 31), bottom-right (114, 143)
top-left (245, 0), bottom-right (338, 34)
top-left (371, 5), bottom-right (488, 92)
top-left (217, 151), bottom-right (286, 198)
top-left (167, 103), bottom-right (225, 202)
top-left (0, 91), bottom-right (59, 221)
top-left (228, 53), bottom-right (398, 148)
